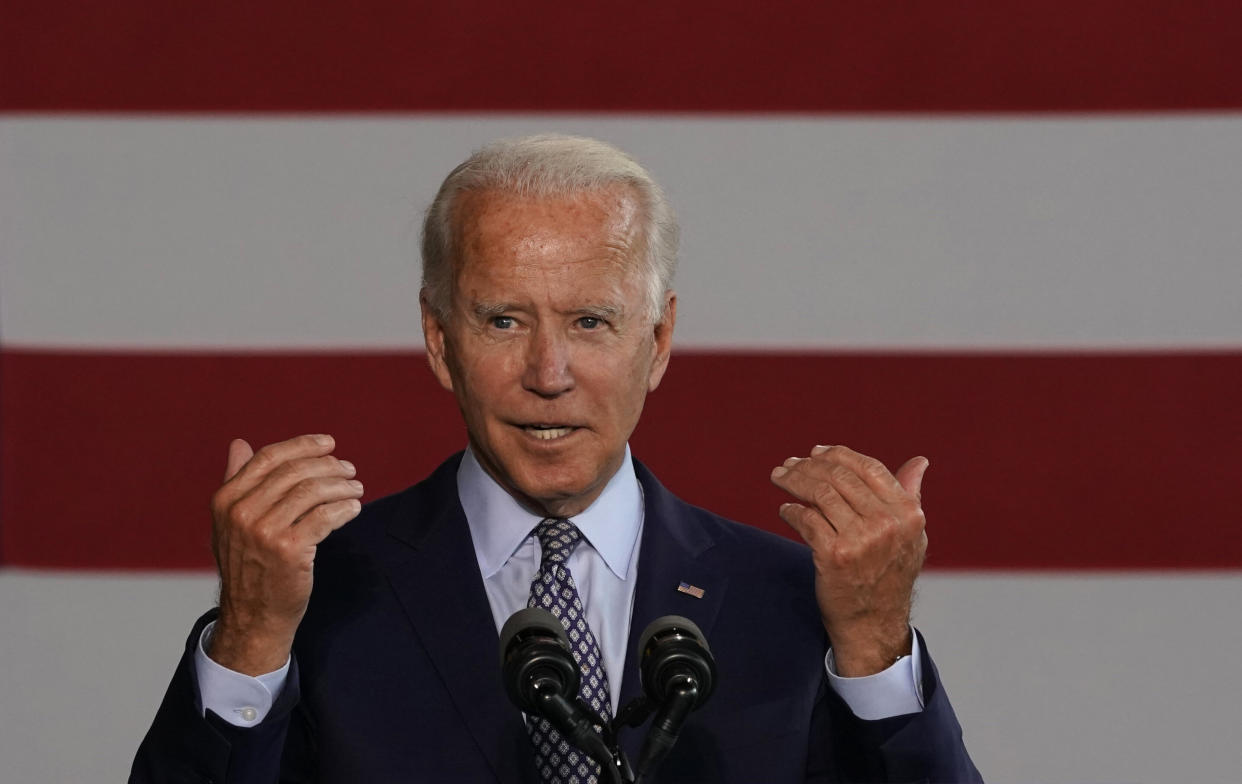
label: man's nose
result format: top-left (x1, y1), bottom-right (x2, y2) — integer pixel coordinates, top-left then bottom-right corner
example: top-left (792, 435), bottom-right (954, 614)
top-left (522, 328), bottom-right (574, 397)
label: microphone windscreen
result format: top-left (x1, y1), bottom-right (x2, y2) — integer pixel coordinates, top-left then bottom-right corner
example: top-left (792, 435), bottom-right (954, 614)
top-left (499, 607), bottom-right (567, 667)
top-left (638, 615), bottom-right (717, 707)
top-left (638, 615), bottom-right (710, 658)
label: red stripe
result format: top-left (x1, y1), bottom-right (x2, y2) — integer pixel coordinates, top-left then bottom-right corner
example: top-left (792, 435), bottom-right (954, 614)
top-left (3, 349), bottom-right (1239, 570)
top-left (4, 1), bottom-right (1242, 112)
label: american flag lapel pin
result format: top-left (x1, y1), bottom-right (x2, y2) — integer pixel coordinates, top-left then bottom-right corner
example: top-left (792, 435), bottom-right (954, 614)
top-left (677, 581), bottom-right (705, 599)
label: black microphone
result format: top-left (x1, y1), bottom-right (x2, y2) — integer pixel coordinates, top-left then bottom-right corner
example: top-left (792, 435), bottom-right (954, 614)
top-left (635, 615), bottom-right (717, 777)
top-left (499, 608), bottom-right (621, 784)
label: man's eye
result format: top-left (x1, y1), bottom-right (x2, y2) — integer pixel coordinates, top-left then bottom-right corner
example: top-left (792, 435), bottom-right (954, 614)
top-left (491, 316), bottom-right (515, 329)
top-left (577, 316), bottom-right (601, 329)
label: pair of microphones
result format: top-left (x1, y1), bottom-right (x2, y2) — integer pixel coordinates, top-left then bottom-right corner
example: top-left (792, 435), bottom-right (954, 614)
top-left (500, 608), bottom-right (717, 784)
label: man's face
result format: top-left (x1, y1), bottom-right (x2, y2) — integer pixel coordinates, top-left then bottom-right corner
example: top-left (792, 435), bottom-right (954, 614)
top-left (422, 186), bottom-right (676, 517)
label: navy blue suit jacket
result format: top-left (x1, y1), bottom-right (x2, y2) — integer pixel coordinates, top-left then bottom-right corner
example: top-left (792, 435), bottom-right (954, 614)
top-left (132, 454), bottom-right (980, 783)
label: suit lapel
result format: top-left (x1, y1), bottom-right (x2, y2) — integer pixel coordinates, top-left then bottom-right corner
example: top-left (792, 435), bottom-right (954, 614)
top-left (383, 456), bottom-right (533, 783)
top-left (618, 461), bottom-right (730, 764)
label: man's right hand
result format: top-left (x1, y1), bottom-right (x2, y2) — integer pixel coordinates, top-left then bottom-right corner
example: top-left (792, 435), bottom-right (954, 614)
top-left (207, 434), bottom-right (364, 675)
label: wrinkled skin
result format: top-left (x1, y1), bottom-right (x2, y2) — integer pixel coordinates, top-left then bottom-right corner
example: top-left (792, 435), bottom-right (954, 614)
top-left (421, 186), bottom-right (676, 519)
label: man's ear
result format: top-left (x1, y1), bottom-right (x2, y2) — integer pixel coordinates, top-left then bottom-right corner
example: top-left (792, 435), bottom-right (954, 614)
top-left (420, 289), bottom-right (455, 393)
top-left (647, 292), bottom-right (677, 392)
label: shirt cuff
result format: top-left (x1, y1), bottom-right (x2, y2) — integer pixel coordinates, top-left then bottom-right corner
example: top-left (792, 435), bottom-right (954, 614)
top-left (823, 627), bottom-right (925, 720)
top-left (194, 620), bottom-right (290, 727)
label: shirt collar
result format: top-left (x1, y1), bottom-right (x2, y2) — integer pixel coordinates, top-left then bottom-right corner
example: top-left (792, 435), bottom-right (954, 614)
top-left (457, 445), bottom-right (643, 581)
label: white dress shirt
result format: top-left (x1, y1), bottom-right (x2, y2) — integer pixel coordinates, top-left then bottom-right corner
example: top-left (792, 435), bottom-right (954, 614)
top-left (459, 445), bottom-right (643, 714)
top-left (195, 446), bottom-right (924, 726)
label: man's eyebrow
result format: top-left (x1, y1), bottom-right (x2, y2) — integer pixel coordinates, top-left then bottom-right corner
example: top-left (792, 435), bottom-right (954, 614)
top-left (471, 302), bottom-right (511, 318)
top-left (470, 302), bottom-right (623, 319)
top-left (573, 304), bottom-right (621, 319)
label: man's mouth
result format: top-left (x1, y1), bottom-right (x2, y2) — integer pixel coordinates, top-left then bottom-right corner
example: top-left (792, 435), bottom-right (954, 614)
top-left (522, 425), bottom-right (577, 441)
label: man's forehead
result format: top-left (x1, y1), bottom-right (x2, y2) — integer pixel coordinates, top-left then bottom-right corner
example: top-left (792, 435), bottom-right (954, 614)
top-left (452, 187), bottom-right (643, 275)
top-left (455, 185), bottom-right (640, 236)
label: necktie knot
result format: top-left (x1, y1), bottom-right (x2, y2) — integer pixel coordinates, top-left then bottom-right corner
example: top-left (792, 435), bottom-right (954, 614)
top-left (534, 517), bottom-right (582, 566)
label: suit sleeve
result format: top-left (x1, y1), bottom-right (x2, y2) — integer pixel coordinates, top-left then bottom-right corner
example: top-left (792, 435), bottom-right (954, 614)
top-left (808, 631), bottom-right (983, 783)
top-left (129, 609), bottom-right (309, 784)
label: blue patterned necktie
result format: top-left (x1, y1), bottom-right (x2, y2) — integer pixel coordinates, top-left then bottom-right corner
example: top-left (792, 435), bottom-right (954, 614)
top-left (526, 518), bottom-right (613, 784)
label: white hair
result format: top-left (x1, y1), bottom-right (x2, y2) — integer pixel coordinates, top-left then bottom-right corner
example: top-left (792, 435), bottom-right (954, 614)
top-left (420, 134), bottom-right (679, 321)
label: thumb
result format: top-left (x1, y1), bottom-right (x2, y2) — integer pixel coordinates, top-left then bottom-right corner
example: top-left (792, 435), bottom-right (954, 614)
top-left (895, 456), bottom-right (930, 500)
top-left (224, 438), bottom-right (254, 482)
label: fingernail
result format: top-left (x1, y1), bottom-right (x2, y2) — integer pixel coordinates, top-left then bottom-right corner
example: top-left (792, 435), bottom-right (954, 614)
top-left (348, 480), bottom-right (364, 492)
top-left (347, 499), bottom-right (362, 513)
top-left (314, 434), bottom-right (333, 447)
top-left (340, 460), bottom-right (356, 475)
top-left (771, 466), bottom-right (788, 478)
top-left (811, 444), bottom-right (831, 455)
top-left (783, 456), bottom-right (801, 467)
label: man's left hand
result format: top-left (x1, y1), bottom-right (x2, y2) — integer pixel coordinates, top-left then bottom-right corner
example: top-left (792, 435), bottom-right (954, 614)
top-left (771, 445), bottom-right (929, 677)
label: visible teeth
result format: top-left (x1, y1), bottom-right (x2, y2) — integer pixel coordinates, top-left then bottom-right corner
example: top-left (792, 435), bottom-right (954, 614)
top-left (526, 426), bottom-right (573, 440)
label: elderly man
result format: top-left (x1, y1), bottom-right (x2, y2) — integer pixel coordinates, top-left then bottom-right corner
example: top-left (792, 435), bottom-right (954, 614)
top-left (133, 135), bottom-right (980, 783)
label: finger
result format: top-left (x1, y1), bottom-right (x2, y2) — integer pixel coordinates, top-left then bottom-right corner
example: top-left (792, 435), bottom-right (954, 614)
top-left (810, 444), bottom-right (906, 501)
top-left (800, 454), bottom-right (893, 522)
top-left (236, 454), bottom-right (358, 515)
top-left (771, 459), bottom-right (863, 533)
top-left (895, 456), bottom-right (930, 501)
top-left (778, 501), bottom-right (838, 550)
top-left (791, 451), bottom-right (926, 542)
top-left (229, 434), bottom-right (338, 494)
top-left (291, 497), bottom-right (364, 546)
top-left (224, 438), bottom-right (254, 482)
top-left (262, 477), bottom-right (365, 535)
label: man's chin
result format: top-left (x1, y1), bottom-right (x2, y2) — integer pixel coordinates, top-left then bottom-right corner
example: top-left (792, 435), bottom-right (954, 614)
top-left (503, 468), bottom-right (610, 518)
top-left (472, 437), bottom-right (620, 516)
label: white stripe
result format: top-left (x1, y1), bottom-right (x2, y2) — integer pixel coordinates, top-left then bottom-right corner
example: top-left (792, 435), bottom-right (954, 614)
top-left (3, 116), bottom-right (1240, 349)
top-left (1, 570), bottom-right (1238, 782)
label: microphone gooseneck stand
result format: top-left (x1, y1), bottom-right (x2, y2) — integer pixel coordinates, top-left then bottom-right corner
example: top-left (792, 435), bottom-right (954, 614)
top-left (628, 616), bottom-right (717, 782)
top-left (501, 609), bottom-right (717, 784)
top-left (500, 609), bottom-right (627, 784)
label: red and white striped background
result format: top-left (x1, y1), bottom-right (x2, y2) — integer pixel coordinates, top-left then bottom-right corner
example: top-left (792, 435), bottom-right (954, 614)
top-left (2, 3), bottom-right (1239, 781)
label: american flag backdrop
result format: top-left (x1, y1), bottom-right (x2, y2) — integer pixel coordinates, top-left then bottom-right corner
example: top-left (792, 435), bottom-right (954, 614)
top-left (2, 2), bottom-right (1240, 781)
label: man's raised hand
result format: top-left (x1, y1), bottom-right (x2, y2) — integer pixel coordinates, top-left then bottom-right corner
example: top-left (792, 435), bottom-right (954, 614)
top-left (771, 445), bottom-right (929, 677)
top-left (208, 434), bottom-right (363, 675)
